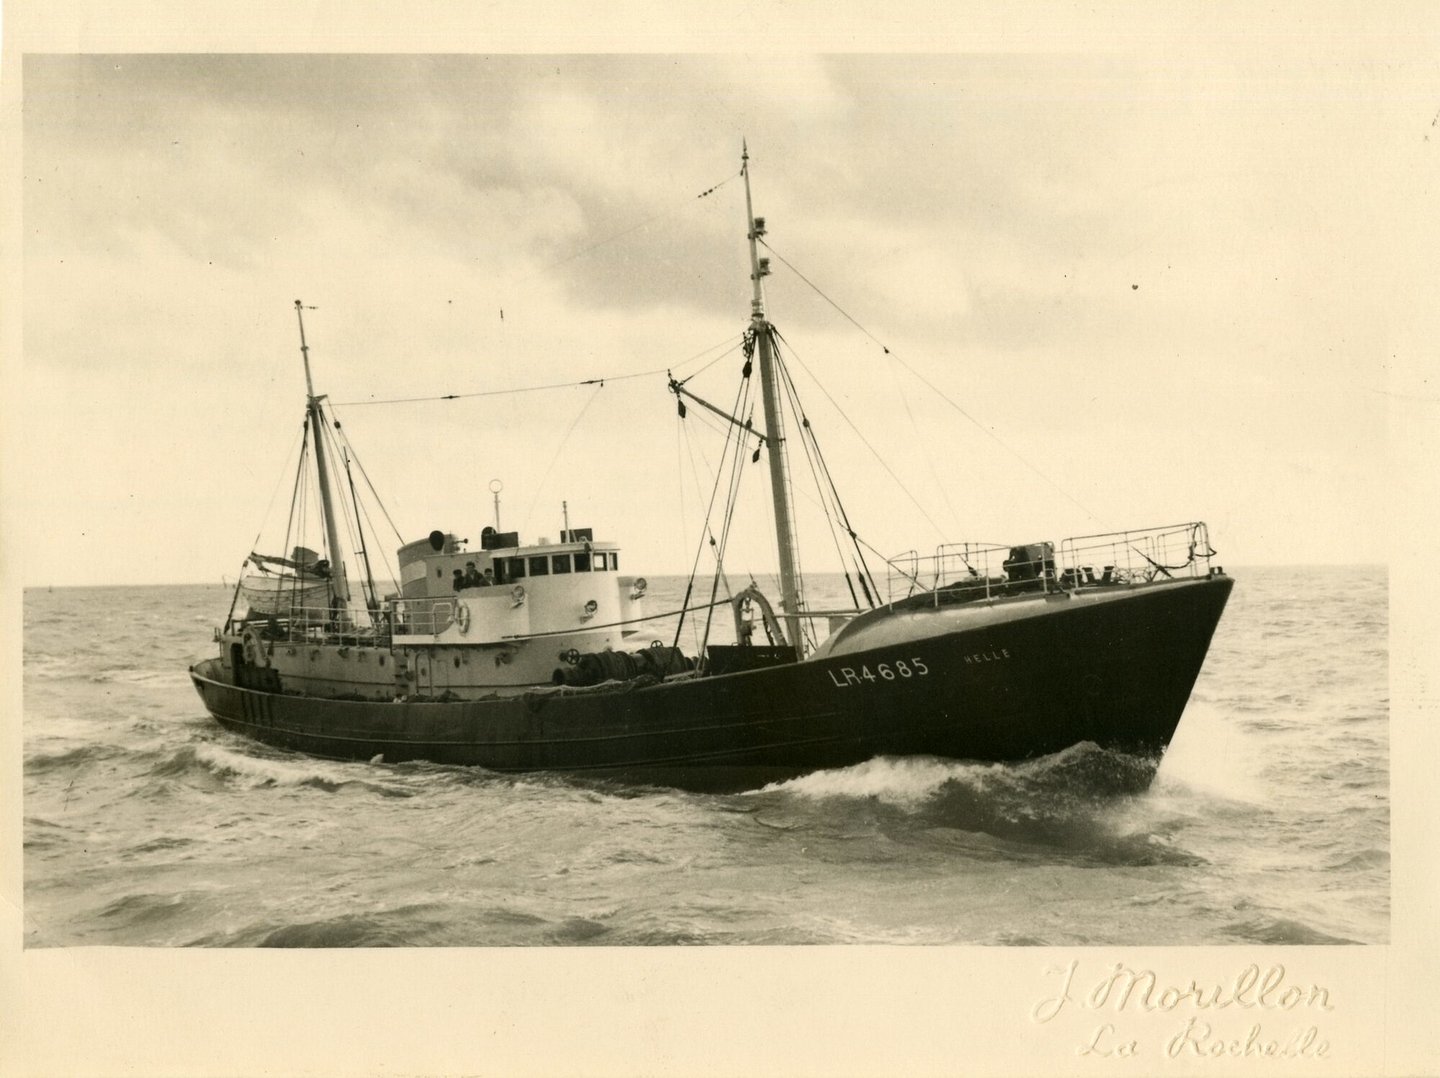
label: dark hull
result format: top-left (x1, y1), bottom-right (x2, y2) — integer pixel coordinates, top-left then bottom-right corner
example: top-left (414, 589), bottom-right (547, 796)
top-left (190, 576), bottom-right (1232, 792)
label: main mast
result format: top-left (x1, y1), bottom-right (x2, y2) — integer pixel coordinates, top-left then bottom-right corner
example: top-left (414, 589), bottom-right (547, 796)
top-left (742, 145), bottom-right (805, 654)
top-left (295, 300), bottom-right (350, 609)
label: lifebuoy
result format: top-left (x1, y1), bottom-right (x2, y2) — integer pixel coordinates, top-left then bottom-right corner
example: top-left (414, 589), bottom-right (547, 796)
top-left (455, 601), bottom-right (472, 635)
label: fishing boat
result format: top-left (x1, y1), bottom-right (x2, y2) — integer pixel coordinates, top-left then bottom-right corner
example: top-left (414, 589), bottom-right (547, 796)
top-left (189, 147), bottom-right (1233, 793)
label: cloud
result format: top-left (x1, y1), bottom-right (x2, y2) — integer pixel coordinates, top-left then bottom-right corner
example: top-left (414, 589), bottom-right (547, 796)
top-left (17, 52), bottom-right (1398, 584)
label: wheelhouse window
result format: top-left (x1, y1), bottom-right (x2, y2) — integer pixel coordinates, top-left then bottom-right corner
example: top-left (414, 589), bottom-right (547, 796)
top-left (528, 556), bottom-right (550, 576)
top-left (507, 557), bottom-right (526, 579)
top-left (593, 552), bottom-right (608, 571)
top-left (574, 551), bottom-right (591, 572)
top-left (553, 554), bottom-right (572, 574)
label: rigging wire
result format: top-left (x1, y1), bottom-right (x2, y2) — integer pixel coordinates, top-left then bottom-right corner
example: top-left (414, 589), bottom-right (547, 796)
top-left (330, 332), bottom-right (743, 408)
top-left (316, 411), bottom-right (378, 620)
top-left (229, 417), bottom-right (309, 626)
top-left (770, 333), bottom-right (875, 614)
top-left (503, 171), bottom-right (741, 292)
top-left (673, 413), bottom-right (701, 654)
top-left (681, 376), bottom-right (866, 613)
top-left (885, 348), bottom-right (963, 536)
top-left (678, 391), bottom-right (763, 608)
top-left (761, 237), bottom-right (1108, 527)
top-left (328, 412), bottom-right (403, 587)
top-left (350, 489), bottom-right (396, 594)
top-left (291, 424), bottom-right (313, 610)
top-left (679, 343), bottom-right (881, 619)
top-left (246, 419), bottom-right (307, 558)
top-left (521, 384), bottom-right (605, 535)
top-left (334, 424), bottom-right (407, 554)
top-left (671, 364), bottom-right (750, 656)
top-left (678, 414), bottom-right (728, 566)
top-left (772, 326), bottom-right (950, 543)
top-left (348, 477), bottom-right (391, 600)
top-left (675, 414), bottom-right (717, 655)
top-left (887, 350), bottom-right (1107, 527)
top-left (769, 334), bottom-right (857, 627)
top-left (697, 376), bottom-right (754, 655)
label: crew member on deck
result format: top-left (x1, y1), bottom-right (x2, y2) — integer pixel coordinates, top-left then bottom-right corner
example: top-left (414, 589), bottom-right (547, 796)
top-left (480, 568), bottom-right (495, 587)
top-left (462, 561), bottom-right (482, 588)
top-left (452, 569), bottom-right (466, 592)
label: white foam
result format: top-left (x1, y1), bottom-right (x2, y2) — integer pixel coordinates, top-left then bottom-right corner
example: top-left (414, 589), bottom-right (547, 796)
top-left (1156, 699), bottom-right (1268, 803)
top-left (192, 742), bottom-right (356, 789)
top-left (756, 755), bottom-right (992, 807)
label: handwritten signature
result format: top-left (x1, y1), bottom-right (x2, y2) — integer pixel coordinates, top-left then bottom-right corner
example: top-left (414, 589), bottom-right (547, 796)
top-left (1032, 960), bottom-right (1333, 1061)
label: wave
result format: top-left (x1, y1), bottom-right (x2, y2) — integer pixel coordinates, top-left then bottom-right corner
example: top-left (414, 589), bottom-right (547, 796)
top-left (763, 742), bottom-right (1158, 802)
top-left (189, 904), bottom-right (627, 948)
top-left (192, 904), bottom-right (450, 947)
top-left (21, 653), bottom-right (88, 682)
top-left (23, 815), bottom-right (75, 852)
top-left (96, 890), bottom-right (197, 928)
top-left (1325, 847), bottom-right (1389, 872)
top-left (751, 745), bottom-right (1199, 866)
top-left (25, 743), bottom-right (124, 774)
top-left (126, 834), bottom-right (196, 854)
top-left (1222, 912), bottom-right (1358, 946)
top-left (148, 743), bottom-right (408, 796)
top-left (256, 915), bottom-right (436, 948)
top-left (86, 666), bottom-right (193, 687)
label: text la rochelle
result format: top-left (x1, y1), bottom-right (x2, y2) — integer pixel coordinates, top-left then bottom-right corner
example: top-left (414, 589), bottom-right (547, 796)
top-left (1031, 960), bottom-right (1333, 1061)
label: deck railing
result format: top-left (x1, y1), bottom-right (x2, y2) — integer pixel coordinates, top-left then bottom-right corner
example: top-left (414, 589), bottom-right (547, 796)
top-left (885, 521), bottom-right (1216, 604)
top-left (228, 594), bottom-right (506, 642)
top-left (1057, 522), bottom-right (1216, 587)
top-left (388, 596), bottom-right (458, 637)
top-left (227, 604), bottom-right (391, 646)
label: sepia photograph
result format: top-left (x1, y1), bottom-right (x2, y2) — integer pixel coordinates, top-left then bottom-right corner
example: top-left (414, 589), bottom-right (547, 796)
top-left (5, 5), bottom-right (1437, 1076)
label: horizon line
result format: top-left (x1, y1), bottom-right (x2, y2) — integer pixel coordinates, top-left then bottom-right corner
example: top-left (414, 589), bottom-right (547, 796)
top-left (21, 562), bottom-right (1390, 590)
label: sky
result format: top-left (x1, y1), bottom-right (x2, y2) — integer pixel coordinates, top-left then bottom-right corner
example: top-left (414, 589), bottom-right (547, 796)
top-left (14, 46), bottom-right (1434, 586)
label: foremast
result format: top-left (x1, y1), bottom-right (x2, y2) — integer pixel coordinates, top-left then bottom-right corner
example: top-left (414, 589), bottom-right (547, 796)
top-left (742, 144), bottom-right (806, 655)
top-left (294, 299), bottom-right (351, 609)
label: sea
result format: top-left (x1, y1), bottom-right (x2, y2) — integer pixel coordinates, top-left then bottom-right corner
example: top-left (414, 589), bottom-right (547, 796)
top-left (21, 566), bottom-right (1388, 948)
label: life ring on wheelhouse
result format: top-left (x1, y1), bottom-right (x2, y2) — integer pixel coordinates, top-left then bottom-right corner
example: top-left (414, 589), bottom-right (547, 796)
top-left (455, 601), bottom-right (472, 635)
top-left (241, 628), bottom-right (271, 668)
